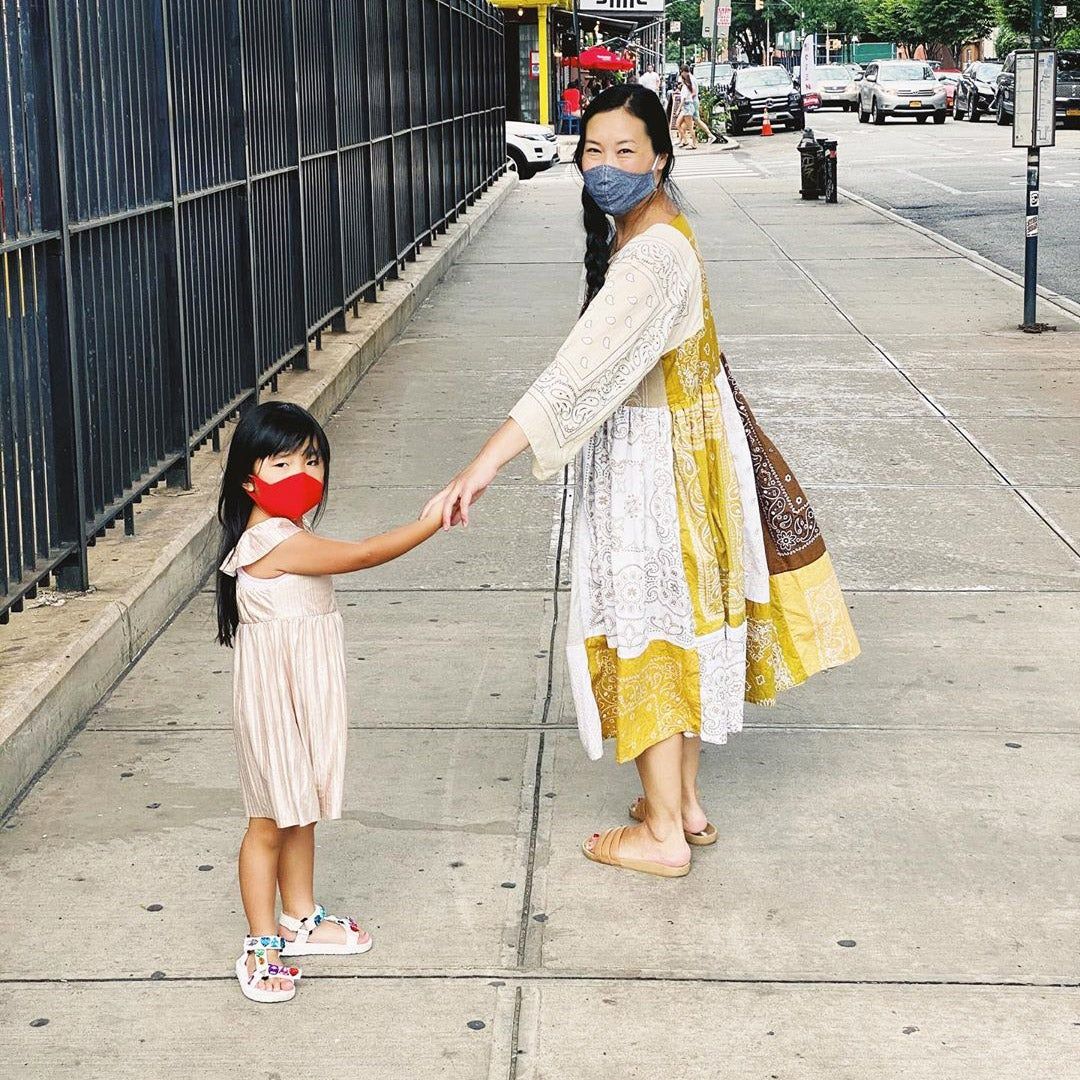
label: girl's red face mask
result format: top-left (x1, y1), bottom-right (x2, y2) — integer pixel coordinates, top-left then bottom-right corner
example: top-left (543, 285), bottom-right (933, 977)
top-left (248, 471), bottom-right (324, 521)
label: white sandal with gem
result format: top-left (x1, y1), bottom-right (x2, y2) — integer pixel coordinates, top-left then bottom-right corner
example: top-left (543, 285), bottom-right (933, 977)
top-left (279, 903), bottom-right (373, 956)
top-left (235, 935), bottom-right (302, 1003)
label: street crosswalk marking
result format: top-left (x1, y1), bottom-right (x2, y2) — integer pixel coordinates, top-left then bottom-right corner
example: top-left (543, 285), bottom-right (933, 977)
top-left (669, 154), bottom-right (762, 178)
top-left (530, 155), bottom-right (763, 183)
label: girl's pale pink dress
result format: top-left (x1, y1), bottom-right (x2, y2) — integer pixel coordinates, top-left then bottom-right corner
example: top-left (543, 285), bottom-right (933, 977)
top-left (220, 517), bottom-right (347, 827)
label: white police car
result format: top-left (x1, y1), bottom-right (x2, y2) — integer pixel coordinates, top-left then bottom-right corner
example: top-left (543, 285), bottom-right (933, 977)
top-left (506, 121), bottom-right (558, 180)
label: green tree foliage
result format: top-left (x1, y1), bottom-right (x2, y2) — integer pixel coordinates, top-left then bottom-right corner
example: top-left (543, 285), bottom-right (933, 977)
top-left (908, 0), bottom-right (994, 59)
top-left (800, 0), bottom-right (870, 35)
top-left (729, 0), bottom-right (798, 64)
top-left (991, 0), bottom-right (1080, 45)
top-left (666, 0), bottom-right (704, 52)
top-left (862, 0), bottom-right (921, 53)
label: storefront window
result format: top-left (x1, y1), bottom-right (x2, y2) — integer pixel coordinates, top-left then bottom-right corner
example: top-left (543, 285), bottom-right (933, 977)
top-left (517, 24), bottom-right (539, 123)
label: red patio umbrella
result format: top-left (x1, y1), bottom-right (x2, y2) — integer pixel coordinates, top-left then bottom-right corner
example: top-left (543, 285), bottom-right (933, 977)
top-left (562, 45), bottom-right (635, 72)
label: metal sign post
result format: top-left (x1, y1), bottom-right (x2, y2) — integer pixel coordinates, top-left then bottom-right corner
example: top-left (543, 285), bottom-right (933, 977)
top-left (1013, 49), bottom-right (1057, 333)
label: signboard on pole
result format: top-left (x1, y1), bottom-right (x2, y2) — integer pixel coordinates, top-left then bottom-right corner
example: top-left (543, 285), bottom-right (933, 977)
top-left (1012, 50), bottom-right (1057, 149)
top-left (578, 0), bottom-right (666, 14)
top-left (719, 6), bottom-right (732, 28)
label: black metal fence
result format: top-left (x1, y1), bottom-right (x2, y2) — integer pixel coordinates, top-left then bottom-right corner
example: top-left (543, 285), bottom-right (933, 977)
top-left (0, 0), bottom-right (506, 622)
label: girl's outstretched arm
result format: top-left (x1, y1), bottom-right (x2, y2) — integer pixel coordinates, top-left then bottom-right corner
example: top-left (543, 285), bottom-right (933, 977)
top-left (421, 418), bottom-right (529, 531)
top-left (250, 510), bottom-right (443, 578)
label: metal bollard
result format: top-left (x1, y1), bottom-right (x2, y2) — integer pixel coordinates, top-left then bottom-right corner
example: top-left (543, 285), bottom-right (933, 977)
top-left (797, 128), bottom-right (823, 200)
top-left (819, 137), bottom-right (838, 204)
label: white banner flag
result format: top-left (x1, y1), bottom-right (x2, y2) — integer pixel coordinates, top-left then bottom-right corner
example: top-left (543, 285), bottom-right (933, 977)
top-left (800, 33), bottom-right (816, 95)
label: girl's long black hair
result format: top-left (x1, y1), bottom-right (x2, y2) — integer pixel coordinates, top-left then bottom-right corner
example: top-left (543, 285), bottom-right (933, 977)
top-left (573, 84), bottom-right (681, 313)
top-left (215, 401), bottom-right (331, 647)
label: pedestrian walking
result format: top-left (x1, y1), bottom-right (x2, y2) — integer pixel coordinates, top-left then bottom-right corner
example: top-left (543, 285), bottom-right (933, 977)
top-left (676, 64), bottom-right (699, 148)
top-left (423, 86), bottom-right (859, 880)
top-left (216, 401), bottom-right (442, 1003)
top-left (638, 63), bottom-right (661, 96)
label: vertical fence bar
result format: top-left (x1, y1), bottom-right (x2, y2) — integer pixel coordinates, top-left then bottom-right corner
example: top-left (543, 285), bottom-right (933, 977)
top-left (43, 0), bottom-right (88, 591)
top-left (287, 0), bottom-right (309, 365)
top-left (157, 0), bottom-right (193, 488)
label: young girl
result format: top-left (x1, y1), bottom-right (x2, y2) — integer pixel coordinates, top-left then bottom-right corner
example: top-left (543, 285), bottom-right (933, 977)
top-left (216, 401), bottom-right (441, 1003)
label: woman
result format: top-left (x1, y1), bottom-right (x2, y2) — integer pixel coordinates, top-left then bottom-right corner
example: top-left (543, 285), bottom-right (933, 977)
top-left (423, 86), bottom-right (859, 879)
top-left (676, 65), bottom-right (698, 148)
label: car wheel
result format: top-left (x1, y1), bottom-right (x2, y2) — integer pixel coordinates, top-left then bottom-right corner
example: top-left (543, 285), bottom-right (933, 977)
top-left (933, 110), bottom-right (946, 125)
top-left (952, 94), bottom-right (963, 120)
top-left (872, 98), bottom-right (885, 125)
top-left (995, 97), bottom-right (1009, 126)
top-left (507, 149), bottom-right (535, 180)
top-left (916, 114), bottom-right (928, 124)
top-left (729, 116), bottom-right (743, 136)
top-left (858, 98), bottom-right (869, 123)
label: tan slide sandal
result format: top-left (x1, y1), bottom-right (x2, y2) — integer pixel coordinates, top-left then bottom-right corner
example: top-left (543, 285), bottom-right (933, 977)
top-left (582, 825), bottom-right (690, 879)
top-left (629, 796), bottom-right (718, 847)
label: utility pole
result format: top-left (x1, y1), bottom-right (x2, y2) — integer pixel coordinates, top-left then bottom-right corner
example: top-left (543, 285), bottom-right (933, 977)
top-left (710, 0), bottom-right (720, 85)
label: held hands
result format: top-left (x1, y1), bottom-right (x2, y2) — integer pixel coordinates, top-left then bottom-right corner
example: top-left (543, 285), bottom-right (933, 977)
top-left (421, 418), bottom-right (530, 531)
top-left (421, 451), bottom-right (499, 531)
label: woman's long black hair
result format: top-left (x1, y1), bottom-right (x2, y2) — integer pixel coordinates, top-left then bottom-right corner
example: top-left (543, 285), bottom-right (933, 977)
top-left (573, 84), bottom-right (681, 313)
top-left (215, 401), bottom-right (331, 647)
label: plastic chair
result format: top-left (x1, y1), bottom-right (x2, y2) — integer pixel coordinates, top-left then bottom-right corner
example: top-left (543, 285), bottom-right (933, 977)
top-left (557, 100), bottom-right (581, 135)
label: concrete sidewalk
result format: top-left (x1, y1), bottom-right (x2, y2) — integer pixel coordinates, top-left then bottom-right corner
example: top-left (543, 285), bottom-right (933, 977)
top-left (2, 163), bottom-right (1079, 1078)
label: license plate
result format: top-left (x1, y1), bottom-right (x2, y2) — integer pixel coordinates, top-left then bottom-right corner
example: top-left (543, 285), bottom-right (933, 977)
top-left (1068, 106), bottom-right (1080, 117)
top-left (909, 100), bottom-right (922, 108)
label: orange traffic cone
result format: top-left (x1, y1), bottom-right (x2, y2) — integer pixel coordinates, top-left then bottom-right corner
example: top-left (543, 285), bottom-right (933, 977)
top-left (761, 107), bottom-right (774, 137)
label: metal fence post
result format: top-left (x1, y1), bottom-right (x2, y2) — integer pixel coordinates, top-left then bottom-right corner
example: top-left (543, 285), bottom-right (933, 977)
top-left (287, 0), bottom-right (310, 365)
top-left (157, 0), bottom-right (194, 488)
top-left (43, 0), bottom-right (89, 592)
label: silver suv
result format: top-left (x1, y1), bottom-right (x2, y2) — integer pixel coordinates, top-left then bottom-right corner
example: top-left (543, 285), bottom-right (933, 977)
top-left (858, 60), bottom-right (947, 125)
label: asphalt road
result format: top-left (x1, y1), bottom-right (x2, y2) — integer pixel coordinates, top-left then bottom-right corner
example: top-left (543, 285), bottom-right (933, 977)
top-left (742, 107), bottom-right (1080, 309)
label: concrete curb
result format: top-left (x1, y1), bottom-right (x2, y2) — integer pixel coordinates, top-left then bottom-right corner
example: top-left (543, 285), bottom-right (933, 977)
top-left (0, 173), bottom-right (518, 817)
top-left (839, 186), bottom-right (1080, 328)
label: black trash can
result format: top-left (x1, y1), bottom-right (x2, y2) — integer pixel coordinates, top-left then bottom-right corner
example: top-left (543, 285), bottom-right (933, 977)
top-left (798, 129), bottom-right (823, 200)
top-left (819, 137), bottom-right (838, 203)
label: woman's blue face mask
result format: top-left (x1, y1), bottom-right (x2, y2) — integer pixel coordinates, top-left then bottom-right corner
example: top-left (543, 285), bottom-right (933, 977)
top-left (582, 156), bottom-right (660, 217)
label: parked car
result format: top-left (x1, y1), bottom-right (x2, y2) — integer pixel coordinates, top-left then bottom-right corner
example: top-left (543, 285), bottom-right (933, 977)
top-left (993, 49), bottom-right (1080, 128)
top-left (935, 68), bottom-right (963, 108)
top-left (693, 60), bottom-right (734, 89)
top-left (726, 65), bottom-right (804, 134)
top-left (857, 60), bottom-right (947, 124)
top-left (952, 61), bottom-right (1003, 121)
top-left (808, 63), bottom-right (860, 110)
top-left (506, 121), bottom-right (558, 180)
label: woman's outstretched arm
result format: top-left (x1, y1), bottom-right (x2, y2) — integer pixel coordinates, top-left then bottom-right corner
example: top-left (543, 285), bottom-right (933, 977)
top-left (420, 417), bottom-right (530, 530)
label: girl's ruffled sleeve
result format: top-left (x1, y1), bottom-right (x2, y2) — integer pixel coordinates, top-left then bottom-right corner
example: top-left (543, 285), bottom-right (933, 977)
top-left (219, 518), bottom-right (302, 576)
top-left (509, 230), bottom-right (695, 481)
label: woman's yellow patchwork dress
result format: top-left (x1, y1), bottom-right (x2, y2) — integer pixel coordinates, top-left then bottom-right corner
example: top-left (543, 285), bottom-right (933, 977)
top-left (510, 215), bottom-right (860, 763)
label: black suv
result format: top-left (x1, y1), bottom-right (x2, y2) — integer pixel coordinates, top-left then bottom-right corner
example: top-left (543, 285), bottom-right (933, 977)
top-left (993, 49), bottom-right (1080, 127)
top-left (952, 61), bottom-right (1004, 121)
top-left (725, 66), bottom-right (804, 135)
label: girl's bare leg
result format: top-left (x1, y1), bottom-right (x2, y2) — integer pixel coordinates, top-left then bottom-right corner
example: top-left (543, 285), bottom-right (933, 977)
top-left (239, 817), bottom-right (293, 990)
top-left (277, 823), bottom-right (371, 947)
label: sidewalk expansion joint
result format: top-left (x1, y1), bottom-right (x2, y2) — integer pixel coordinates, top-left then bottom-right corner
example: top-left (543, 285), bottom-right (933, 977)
top-left (514, 465), bottom-right (571, 972)
top-left (723, 182), bottom-right (1080, 564)
top-left (4, 973), bottom-right (1077, 989)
